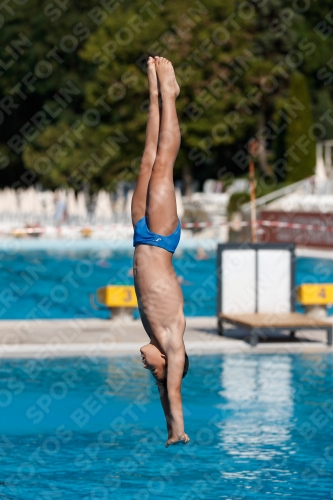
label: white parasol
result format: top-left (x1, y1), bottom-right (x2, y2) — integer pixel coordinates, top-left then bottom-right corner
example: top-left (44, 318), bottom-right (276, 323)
top-left (66, 189), bottom-right (78, 219)
top-left (77, 191), bottom-right (88, 222)
top-left (94, 190), bottom-right (113, 222)
top-left (175, 187), bottom-right (184, 218)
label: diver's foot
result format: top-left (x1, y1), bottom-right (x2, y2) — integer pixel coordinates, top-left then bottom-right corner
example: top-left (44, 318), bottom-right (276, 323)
top-left (165, 433), bottom-right (190, 448)
top-left (147, 56), bottom-right (158, 98)
top-left (155, 56), bottom-right (180, 99)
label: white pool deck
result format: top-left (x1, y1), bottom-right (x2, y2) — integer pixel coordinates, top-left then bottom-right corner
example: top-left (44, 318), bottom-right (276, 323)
top-left (0, 316), bottom-right (332, 358)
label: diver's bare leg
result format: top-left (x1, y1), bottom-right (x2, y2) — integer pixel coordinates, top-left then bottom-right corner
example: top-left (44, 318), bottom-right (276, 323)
top-left (131, 56), bottom-right (161, 227)
top-left (146, 57), bottom-right (180, 235)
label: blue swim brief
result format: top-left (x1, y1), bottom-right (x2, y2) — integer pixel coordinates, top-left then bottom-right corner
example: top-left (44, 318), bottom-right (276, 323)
top-left (133, 216), bottom-right (181, 254)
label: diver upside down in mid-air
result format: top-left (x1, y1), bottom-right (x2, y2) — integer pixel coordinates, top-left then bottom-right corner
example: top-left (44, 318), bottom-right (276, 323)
top-left (131, 56), bottom-right (190, 447)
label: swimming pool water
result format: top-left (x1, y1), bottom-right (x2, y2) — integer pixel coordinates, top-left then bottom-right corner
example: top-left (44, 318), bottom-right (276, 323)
top-left (1, 353), bottom-right (332, 499)
top-left (1, 250), bottom-right (333, 319)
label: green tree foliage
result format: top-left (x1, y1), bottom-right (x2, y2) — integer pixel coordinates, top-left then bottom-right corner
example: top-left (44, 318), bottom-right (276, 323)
top-left (1, 0), bottom-right (332, 192)
top-left (25, 0), bottom-right (256, 192)
top-left (242, 0), bottom-right (300, 176)
top-left (0, 0), bottom-right (101, 188)
top-left (285, 72), bottom-right (316, 182)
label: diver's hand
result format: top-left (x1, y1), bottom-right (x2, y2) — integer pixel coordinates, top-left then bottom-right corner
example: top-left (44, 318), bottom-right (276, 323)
top-left (165, 433), bottom-right (190, 448)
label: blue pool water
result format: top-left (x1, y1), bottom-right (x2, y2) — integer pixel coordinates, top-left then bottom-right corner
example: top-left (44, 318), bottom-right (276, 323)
top-left (1, 353), bottom-right (332, 499)
top-left (1, 249), bottom-right (333, 319)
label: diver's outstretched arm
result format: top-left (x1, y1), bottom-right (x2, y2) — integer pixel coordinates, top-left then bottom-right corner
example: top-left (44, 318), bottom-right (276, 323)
top-left (157, 384), bottom-right (172, 438)
top-left (164, 337), bottom-right (189, 447)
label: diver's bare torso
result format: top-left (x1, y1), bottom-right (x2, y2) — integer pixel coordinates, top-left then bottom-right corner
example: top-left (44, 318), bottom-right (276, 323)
top-left (133, 245), bottom-right (185, 351)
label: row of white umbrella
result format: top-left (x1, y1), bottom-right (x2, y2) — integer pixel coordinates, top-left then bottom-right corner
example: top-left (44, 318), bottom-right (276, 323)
top-left (0, 188), bottom-right (113, 222)
top-left (0, 187), bottom-right (184, 223)
top-left (0, 188), bottom-right (57, 216)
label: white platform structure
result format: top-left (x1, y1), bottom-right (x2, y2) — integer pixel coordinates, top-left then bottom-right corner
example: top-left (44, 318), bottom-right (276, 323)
top-left (217, 243), bottom-right (333, 346)
top-left (218, 244), bottom-right (294, 316)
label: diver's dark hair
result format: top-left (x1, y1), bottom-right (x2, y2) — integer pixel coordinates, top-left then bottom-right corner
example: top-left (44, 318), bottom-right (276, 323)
top-left (182, 352), bottom-right (189, 379)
